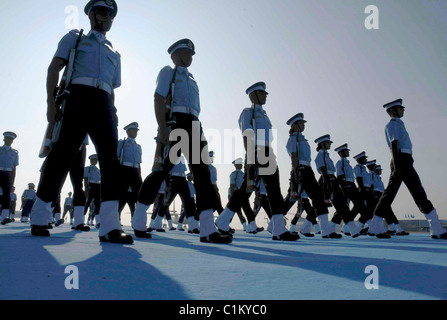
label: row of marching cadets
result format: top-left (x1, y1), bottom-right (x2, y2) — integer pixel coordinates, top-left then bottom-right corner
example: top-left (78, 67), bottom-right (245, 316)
top-left (8, 0), bottom-right (444, 243)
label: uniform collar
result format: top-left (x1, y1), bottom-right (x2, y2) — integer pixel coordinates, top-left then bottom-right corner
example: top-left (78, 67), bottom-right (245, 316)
top-left (88, 30), bottom-right (109, 44)
top-left (2, 145), bottom-right (11, 150)
top-left (391, 117), bottom-right (404, 124)
top-left (175, 66), bottom-right (189, 75)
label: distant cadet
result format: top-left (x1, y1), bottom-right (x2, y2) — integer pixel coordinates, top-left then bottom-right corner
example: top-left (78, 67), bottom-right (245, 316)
top-left (84, 154), bottom-right (101, 227)
top-left (216, 82), bottom-right (299, 241)
top-left (334, 144), bottom-right (369, 233)
top-left (133, 38), bottom-right (231, 243)
top-left (21, 183), bottom-right (37, 223)
top-left (30, 0), bottom-right (132, 243)
top-left (229, 158), bottom-right (248, 232)
top-left (314, 135), bottom-right (358, 238)
top-left (61, 192), bottom-right (74, 225)
top-left (9, 187), bottom-right (17, 221)
top-left (283, 113), bottom-right (337, 239)
top-left (370, 99), bottom-right (446, 239)
top-left (118, 122), bottom-right (143, 218)
top-left (0, 132), bottom-right (19, 225)
top-left (353, 151), bottom-right (378, 236)
top-left (208, 151), bottom-right (224, 215)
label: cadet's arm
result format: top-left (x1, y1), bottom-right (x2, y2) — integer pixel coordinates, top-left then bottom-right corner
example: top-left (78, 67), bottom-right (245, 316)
top-left (46, 57), bottom-right (67, 122)
top-left (391, 141), bottom-right (400, 175)
top-left (154, 93), bottom-right (169, 144)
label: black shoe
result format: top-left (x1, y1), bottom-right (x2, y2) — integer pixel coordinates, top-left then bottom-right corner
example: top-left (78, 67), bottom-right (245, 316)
top-left (188, 228), bottom-right (200, 234)
top-left (55, 219), bottom-right (65, 227)
top-left (31, 225), bottom-right (50, 237)
top-left (256, 227), bottom-right (265, 233)
top-left (229, 228), bottom-right (236, 234)
top-left (72, 224), bottom-right (90, 232)
top-left (200, 232), bottom-right (232, 244)
top-left (431, 232), bottom-right (447, 240)
top-left (375, 233), bottom-right (391, 239)
top-left (386, 230), bottom-right (396, 236)
top-left (99, 230), bottom-right (134, 244)
top-left (396, 231), bottom-right (410, 236)
top-left (273, 231), bottom-right (300, 241)
top-left (342, 232), bottom-right (351, 236)
top-left (300, 232), bottom-right (315, 238)
top-left (46, 223), bottom-right (53, 229)
top-left (155, 228), bottom-right (166, 232)
top-left (323, 232), bottom-right (343, 239)
top-left (169, 227), bottom-right (176, 231)
top-left (217, 228), bottom-right (234, 239)
top-left (178, 227), bottom-right (185, 231)
top-left (1, 218), bottom-right (13, 225)
top-left (134, 230), bottom-right (152, 239)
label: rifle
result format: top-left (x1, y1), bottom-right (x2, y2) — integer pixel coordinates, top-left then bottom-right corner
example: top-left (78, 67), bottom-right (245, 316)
top-left (246, 104), bottom-right (258, 192)
top-left (39, 29), bottom-right (84, 158)
top-left (153, 66), bottom-right (178, 171)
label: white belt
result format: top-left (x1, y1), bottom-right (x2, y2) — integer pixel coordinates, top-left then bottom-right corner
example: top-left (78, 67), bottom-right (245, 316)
top-left (24, 198), bottom-right (35, 200)
top-left (346, 178), bottom-right (355, 183)
top-left (89, 181), bottom-right (101, 184)
top-left (171, 106), bottom-right (200, 118)
top-left (400, 149), bottom-right (412, 155)
top-left (72, 77), bottom-right (113, 95)
top-left (0, 167), bottom-right (13, 172)
top-left (122, 162), bottom-right (140, 169)
top-left (299, 161), bottom-right (311, 167)
top-left (171, 172), bottom-right (186, 177)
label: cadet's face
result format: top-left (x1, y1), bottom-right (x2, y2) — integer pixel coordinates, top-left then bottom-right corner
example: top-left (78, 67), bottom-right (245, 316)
top-left (172, 49), bottom-right (193, 68)
top-left (297, 120), bottom-right (305, 132)
top-left (91, 159), bottom-right (98, 165)
top-left (4, 137), bottom-right (13, 146)
top-left (90, 7), bottom-right (114, 33)
top-left (235, 164), bottom-right (243, 170)
top-left (249, 91), bottom-right (267, 105)
top-left (127, 129), bottom-right (138, 138)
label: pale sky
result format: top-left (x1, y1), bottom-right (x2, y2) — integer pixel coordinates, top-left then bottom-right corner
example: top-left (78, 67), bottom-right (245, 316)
top-left (1, 0), bottom-right (446, 222)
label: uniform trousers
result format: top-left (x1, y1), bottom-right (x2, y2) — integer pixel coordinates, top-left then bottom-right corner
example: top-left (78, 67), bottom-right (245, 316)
top-left (85, 183), bottom-right (101, 216)
top-left (339, 181), bottom-right (368, 223)
top-left (318, 177), bottom-right (352, 224)
top-left (253, 193), bottom-right (273, 220)
top-left (226, 147), bottom-right (285, 218)
top-left (118, 166), bottom-right (142, 217)
top-left (292, 166), bottom-right (329, 218)
top-left (36, 85), bottom-right (121, 206)
top-left (212, 185), bottom-right (224, 214)
top-left (137, 113), bottom-right (219, 214)
top-left (21, 200), bottom-right (34, 218)
top-left (284, 194), bottom-right (318, 225)
top-left (374, 153), bottom-right (434, 218)
top-left (154, 176), bottom-right (196, 219)
top-left (0, 171), bottom-right (12, 210)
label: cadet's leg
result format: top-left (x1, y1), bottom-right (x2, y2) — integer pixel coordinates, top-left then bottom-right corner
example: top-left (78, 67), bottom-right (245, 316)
top-left (373, 164), bottom-right (403, 218)
top-left (31, 90), bottom-right (88, 232)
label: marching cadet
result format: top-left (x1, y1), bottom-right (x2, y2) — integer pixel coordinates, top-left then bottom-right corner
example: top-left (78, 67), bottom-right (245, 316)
top-left (228, 157), bottom-right (261, 234)
top-left (132, 38), bottom-right (231, 243)
top-left (0, 132), bottom-right (19, 225)
top-left (118, 122), bottom-right (143, 218)
top-left (60, 192), bottom-right (74, 225)
top-left (286, 191), bottom-right (319, 237)
top-left (314, 135), bottom-right (358, 238)
top-left (229, 158), bottom-right (248, 232)
top-left (370, 99), bottom-right (446, 239)
top-left (10, 187), bottom-right (17, 221)
top-left (21, 184), bottom-right (37, 223)
top-left (334, 144), bottom-right (369, 232)
top-left (283, 113), bottom-right (339, 239)
top-left (30, 0), bottom-right (131, 243)
top-left (84, 154), bottom-right (101, 227)
top-left (373, 165), bottom-right (409, 236)
top-left (208, 151), bottom-right (224, 215)
top-left (353, 151), bottom-right (378, 235)
top-left (216, 82), bottom-right (299, 241)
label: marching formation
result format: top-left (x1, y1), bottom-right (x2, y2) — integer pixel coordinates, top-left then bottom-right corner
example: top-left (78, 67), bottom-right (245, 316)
top-left (1, 0), bottom-right (446, 245)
